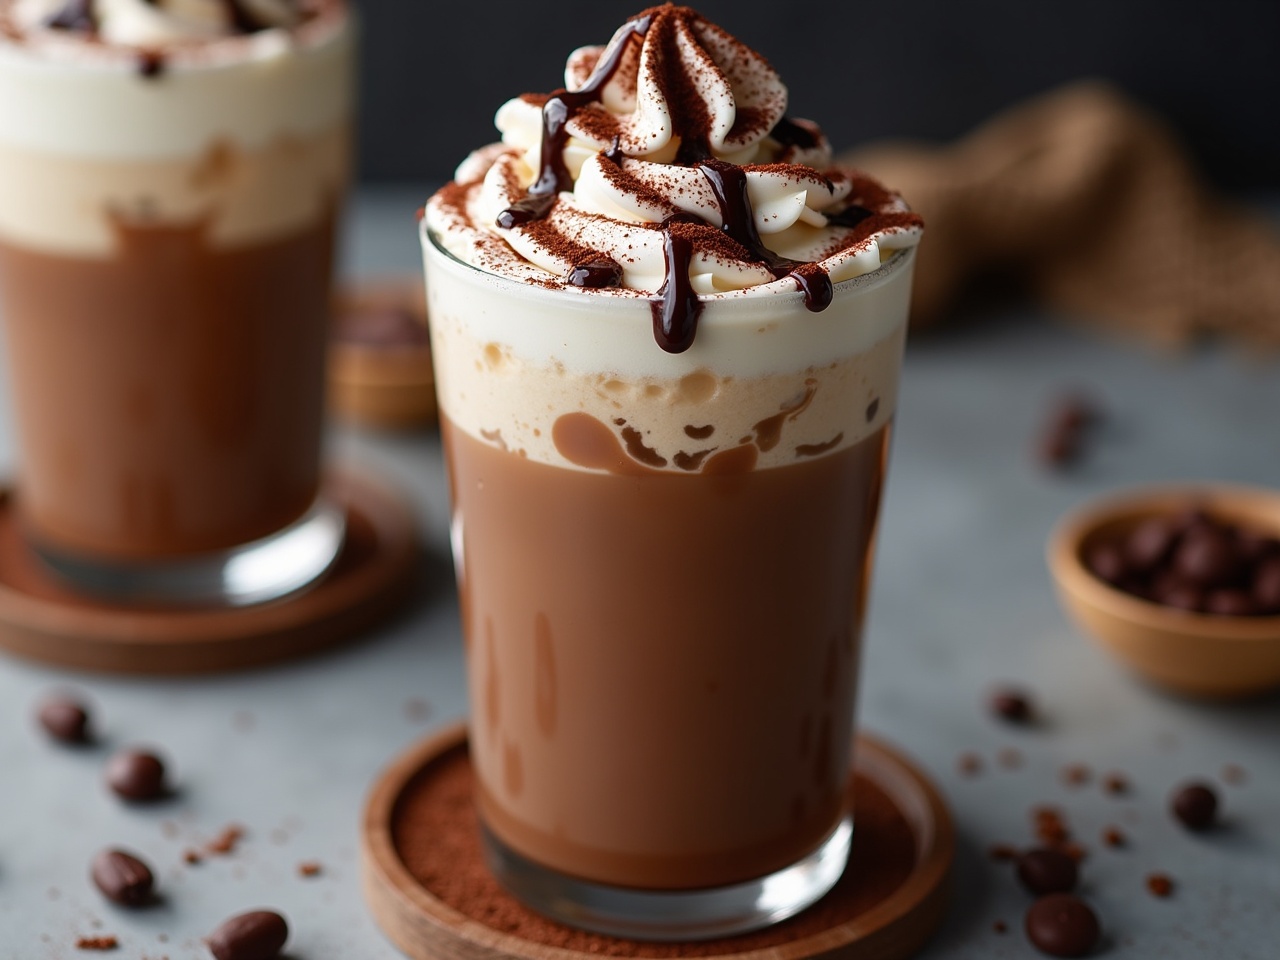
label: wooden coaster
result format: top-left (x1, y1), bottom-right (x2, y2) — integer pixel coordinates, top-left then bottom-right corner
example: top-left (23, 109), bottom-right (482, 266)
top-left (0, 466), bottom-right (420, 675)
top-left (329, 277), bottom-right (437, 430)
top-left (362, 723), bottom-right (953, 960)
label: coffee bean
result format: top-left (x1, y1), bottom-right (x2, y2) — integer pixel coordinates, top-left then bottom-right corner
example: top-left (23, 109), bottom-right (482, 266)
top-left (1025, 894), bottom-right (1100, 957)
top-left (37, 695), bottom-right (91, 744)
top-left (207, 910), bottom-right (288, 960)
top-left (1084, 542), bottom-right (1128, 585)
top-left (1124, 517), bottom-right (1178, 573)
top-left (1017, 848), bottom-right (1080, 896)
top-left (989, 687), bottom-right (1034, 724)
top-left (1174, 528), bottom-right (1242, 589)
top-left (91, 849), bottom-right (154, 907)
top-left (105, 749), bottom-right (167, 802)
top-left (1171, 782), bottom-right (1218, 831)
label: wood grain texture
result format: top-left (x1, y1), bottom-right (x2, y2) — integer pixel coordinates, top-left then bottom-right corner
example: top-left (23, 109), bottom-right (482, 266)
top-left (0, 465), bottom-right (420, 674)
top-left (362, 723), bottom-right (953, 960)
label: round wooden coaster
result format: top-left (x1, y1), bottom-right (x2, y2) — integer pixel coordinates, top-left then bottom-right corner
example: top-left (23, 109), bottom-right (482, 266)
top-left (0, 466), bottom-right (420, 675)
top-left (362, 723), bottom-right (953, 960)
top-left (329, 277), bottom-right (437, 430)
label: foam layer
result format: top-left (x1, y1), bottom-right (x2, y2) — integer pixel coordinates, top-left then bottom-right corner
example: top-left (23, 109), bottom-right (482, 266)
top-left (0, 0), bottom-right (352, 254)
top-left (424, 233), bottom-right (915, 472)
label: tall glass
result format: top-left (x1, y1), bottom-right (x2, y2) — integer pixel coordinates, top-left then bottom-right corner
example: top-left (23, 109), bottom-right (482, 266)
top-left (0, 7), bottom-right (353, 605)
top-left (424, 226), bottom-right (916, 939)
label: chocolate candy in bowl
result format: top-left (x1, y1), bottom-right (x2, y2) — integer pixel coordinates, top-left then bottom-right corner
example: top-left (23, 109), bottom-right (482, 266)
top-left (1047, 484), bottom-right (1280, 699)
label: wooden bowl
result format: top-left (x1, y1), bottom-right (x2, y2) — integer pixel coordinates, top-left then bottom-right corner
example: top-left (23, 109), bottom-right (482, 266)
top-left (1047, 484), bottom-right (1280, 700)
top-left (329, 277), bottom-right (436, 430)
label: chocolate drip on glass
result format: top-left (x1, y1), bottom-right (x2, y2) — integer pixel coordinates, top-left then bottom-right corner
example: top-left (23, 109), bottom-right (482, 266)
top-left (651, 226), bottom-right (700, 354)
top-left (498, 13), bottom-right (654, 230)
top-left (698, 158), bottom-right (833, 312)
top-left (45, 0), bottom-right (95, 32)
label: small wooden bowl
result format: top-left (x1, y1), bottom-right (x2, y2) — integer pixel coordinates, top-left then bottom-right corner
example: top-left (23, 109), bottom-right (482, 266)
top-left (1048, 484), bottom-right (1280, 700)
top-left (329, 278), bottom-right (436, 430)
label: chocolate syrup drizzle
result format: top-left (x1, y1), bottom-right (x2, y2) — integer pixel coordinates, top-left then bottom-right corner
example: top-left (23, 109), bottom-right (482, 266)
top-left (494, 12), bottom-right (894, 354)
top-left (697, 158), bottom-right (833, 312)
top-left (497, 13), bottom-right (655, 230)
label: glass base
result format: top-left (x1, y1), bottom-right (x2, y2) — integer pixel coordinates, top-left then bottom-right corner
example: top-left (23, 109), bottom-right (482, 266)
top-left (33, 497), bottom-right (346, 607)
top-left (480, 815), bottom-right (853, 942)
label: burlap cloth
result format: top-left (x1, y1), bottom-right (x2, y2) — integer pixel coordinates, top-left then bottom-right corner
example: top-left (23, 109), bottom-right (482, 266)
top-left (838, 81), bottom-right (1280, 347)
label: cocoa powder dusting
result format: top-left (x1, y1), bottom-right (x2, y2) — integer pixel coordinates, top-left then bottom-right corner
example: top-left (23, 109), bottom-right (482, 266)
top-left (390, 744), bottom-right (917, 955)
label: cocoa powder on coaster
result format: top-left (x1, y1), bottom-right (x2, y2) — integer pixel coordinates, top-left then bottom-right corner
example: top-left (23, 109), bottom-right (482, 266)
top-left (390, 744), bottom-right (918, 956)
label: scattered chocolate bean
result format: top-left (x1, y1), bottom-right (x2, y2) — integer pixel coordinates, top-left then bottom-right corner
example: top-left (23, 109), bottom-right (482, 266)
top-left (989, 688), bottom-right (1034, 724)
top-left (1038, 393), bottom-right (1101, 470)
top-left (91, 849), bottom-right (155, 907)
top-left (297, 861), bottom-right (322, 878)
top-left (993, 919), bottom-right (1009, 934)
top-left (1146, 873), bottom-right (1174, 898)
top-left (37, 694), bottom-right (92, 744)
top-left (207, 910), bottom-right (288, 960)
top-left (1017, 848), bottom-right (1080, 895)
top-left (957, 752), bottom-right (983, 777)
top-left (104, 749), bottom-right (167, 802)
top-left (1171, 782), bottom-right (1218, 831)
top-left (1025, 893), bottom-right (1100, 957)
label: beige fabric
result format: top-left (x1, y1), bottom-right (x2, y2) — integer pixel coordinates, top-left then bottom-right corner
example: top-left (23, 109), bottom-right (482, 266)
top-left (839, 81), bottom-right (1280, 346)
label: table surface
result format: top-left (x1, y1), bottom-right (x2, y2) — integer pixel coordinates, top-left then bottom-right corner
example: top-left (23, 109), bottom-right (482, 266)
top-left (1, 185), bottom-right (1277, 959)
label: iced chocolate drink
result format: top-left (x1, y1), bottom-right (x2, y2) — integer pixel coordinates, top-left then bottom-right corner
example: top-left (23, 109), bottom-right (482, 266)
top-left (423, 5), bottom-right (921, 939)
top-left (0, 0), bottom-right (353, 604)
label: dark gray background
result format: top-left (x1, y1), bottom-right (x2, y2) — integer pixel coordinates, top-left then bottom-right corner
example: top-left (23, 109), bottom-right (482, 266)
top-left (351, 0), bottom-right (1280, 192)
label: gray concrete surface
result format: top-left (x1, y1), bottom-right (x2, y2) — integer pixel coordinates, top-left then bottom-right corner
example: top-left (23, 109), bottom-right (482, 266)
top-left (0, 186), bottom-right (1276, 958)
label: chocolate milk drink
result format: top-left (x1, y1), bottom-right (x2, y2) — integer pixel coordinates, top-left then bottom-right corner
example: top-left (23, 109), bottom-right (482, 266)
top-left (0, 0), bottom-right (353, 604)
top-left (422, 5), bottom-right (921, 939)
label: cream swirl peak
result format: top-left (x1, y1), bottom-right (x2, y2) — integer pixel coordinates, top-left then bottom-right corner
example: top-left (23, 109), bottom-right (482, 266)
top-left (427, 4), bottom-right (922, 353)
top-left (7, 0), bottom-right (305, 45)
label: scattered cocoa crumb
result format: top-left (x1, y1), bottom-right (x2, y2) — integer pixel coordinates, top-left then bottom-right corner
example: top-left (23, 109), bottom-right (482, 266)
top-left (957, 752), bottom-right (983, 777)
top-left (206, 824), bottom-right (245, 855)
top-left (1061, 763), bottom-right (1092, 787)
top-left (160, 821), bottom-right (179, 839)
top-left (1102, 826), bottom-right (1126, 848)
top-left (1147, 873), bottom-right (1175, 898)
top-left (1102, 772), bottom-right (1129, 795)
top-left (75, 936), bottom-right (118, 951)
top-left (182, 849), bottom-right (202, 865)
top-left (1221, 764), bottom-right (1247, 785)
top-left (997, 747), bottom-right (1024, 770)
top-left (988, 843), bottom-right (1020, 862)
top-left (298, 861), bottom-right (323, 878)
top-left (993, 919), bottom-right (1009, 934)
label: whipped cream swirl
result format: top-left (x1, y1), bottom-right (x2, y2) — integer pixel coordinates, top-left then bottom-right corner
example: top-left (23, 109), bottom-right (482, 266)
top-left (8, 0), bottom-right (302, 45)
top-left (428, 4), bottom-right (923, 353)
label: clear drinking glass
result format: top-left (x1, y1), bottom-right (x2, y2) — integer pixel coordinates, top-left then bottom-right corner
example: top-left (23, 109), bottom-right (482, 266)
top-left (0, 9), bottom-right (354, 605)
top-left (424, 224), bottom-right (916, 939)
